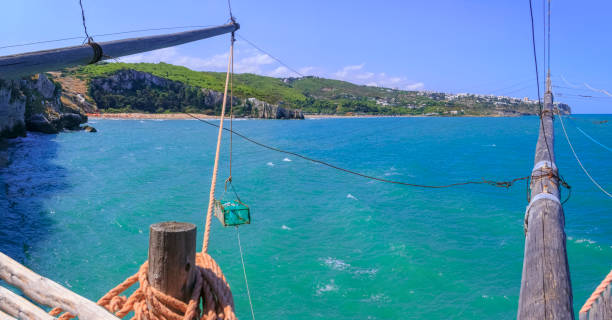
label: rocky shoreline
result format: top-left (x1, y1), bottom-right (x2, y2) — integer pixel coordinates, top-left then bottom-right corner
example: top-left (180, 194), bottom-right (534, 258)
top-left (87, 112), bottom-right (546, 120)
top-left (0, 74), bottom-right (91, 138)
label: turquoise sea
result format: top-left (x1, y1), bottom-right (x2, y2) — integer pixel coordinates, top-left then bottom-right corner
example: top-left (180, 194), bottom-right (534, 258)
top-left (1, 115), bottom-right (611, 319)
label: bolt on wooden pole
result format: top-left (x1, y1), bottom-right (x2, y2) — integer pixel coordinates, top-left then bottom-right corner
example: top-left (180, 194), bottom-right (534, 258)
top-left (148, 222), bottom-right (197, 303)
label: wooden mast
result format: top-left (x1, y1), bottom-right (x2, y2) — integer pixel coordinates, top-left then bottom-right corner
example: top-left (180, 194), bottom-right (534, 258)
top-left (517, 72), bottom-right (574, 319)
top-left (0, 23), bottom-right (239, 79)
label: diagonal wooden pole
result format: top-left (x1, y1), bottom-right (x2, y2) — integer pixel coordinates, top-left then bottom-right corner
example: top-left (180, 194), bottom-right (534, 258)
top-left (0, 23), bottom-right (238, 79)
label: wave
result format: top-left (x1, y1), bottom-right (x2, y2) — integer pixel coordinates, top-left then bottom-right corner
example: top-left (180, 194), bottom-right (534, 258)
top-left (320, 257), bottom-right (379, 278)
top-left (363, 293), bottom-right (390, 303)
top-left (282, 158), bottom-right (292, 162)
top-left (575, 238), bottom-right (596, 244)
top-left (321, 257), bottom-right (350, 271)
top-left (266, 162), bottom-right (274, 167)
top-left (315, 280), bottom-right (338, 295)
top-left (281, 225), bottom-right (292, 230)
top-left (346, 193), bottom-right (358, 200)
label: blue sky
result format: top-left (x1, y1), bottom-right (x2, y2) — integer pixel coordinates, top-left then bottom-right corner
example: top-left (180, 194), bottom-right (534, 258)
top-left (2, 0), bottom-right (611, 113)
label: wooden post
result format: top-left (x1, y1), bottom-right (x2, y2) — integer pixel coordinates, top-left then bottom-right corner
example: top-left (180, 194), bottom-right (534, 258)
top-left (0, 23), bottom-right (239, 79)
top-left (148, 222), bottom-right (197, 302)
top-left (0, 252), bottom-right (119, 320)
top-left (0, 286), bottom-right (55, 320)
top-left (517, 75), bottom-right (574, 319)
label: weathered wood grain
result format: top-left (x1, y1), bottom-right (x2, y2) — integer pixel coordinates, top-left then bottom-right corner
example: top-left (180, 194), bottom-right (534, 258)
top-left (0, 23), bottom-right (238, 79)
top-left (0, 286), bottom-right (55, 320)
top-left (0, 252), bottom-right (119, 320)
top-left (0, 309), bottom-right (17, 320)
top-left (517, 88), bottom-right (574, 319)
top-left (148, 222), bottom-right (197, 302)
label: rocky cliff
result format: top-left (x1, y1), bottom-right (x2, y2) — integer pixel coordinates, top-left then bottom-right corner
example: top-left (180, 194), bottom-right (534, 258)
top-left (246, 98), bottom-right (304, 119)
top-left (0, 80), bottom-right (26, 138)
top-left (58, 69), bottom-right (304, 119)
top-left (0, 74), bottom-right (89, 137)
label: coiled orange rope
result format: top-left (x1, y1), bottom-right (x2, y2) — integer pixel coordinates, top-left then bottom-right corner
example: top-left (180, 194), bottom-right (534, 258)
top-left (50, 253), bottom-right (236, 320)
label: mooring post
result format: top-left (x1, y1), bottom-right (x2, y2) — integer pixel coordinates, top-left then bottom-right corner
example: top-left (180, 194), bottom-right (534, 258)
top-left (148, 222), bottom-right (197, 302)
top-left (517, 74), bottom-right (573, 319)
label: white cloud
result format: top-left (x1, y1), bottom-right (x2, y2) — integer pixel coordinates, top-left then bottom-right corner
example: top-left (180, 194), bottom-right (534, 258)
top-left (334, 64), bottom-right (365, 78)
top-left (119, 49), bottom-right (424, 90)
top-left (267, 66), bottom-right (291, 77)
top-left (299, 66), bottom-right (316, 75)
top-left (332, 63), bottom-right (423, 90)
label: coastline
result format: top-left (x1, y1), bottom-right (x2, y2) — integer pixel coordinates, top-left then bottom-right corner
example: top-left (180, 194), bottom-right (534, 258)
top-left (87, 112), bottom-right (521, 120)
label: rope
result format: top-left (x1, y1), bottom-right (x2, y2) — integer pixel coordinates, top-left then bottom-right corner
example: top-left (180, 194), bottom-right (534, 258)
top-left (237, 35), bottom-right (304, 77)
top-left (236, 227), bottom-right (255, 320)
top-left (202, 36), bottom-right (234, 253)
top-left (227, 0), bottom-right (235, 21)
top-left (557, 113), bottom-right (612, 198)
top-left (547, 0), bottom-right (551, 73)
top-left (182, 112), bottom-right (530, 189)
top-left (0, 26), bottom-right (216, 50)
top-left (49, 253), bottom-right (236, 320)
top-left (228, 32), bottom-right (235, 186)
top-left (579, 269), bottom-right (612, 315)
top-left (576, 127), bottom-right (612, 153)
top-left (78, 0), bottom-right (92, 43)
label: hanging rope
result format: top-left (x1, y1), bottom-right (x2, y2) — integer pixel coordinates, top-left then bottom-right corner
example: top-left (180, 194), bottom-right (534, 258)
top-left (575, 127), bottom-right (612, 153)
top-left (77, 0), bottom-right (108, 65)
top-left (557, 113), bottom-right (612, 198)
top-left (78, 0), bottom-right (92, 43)
top-left (236, 227), bottom-right (255, 320)
top-left (202, 35), bottom-right (234, 253)
top-left (226, 31), bottom-right (235, 193)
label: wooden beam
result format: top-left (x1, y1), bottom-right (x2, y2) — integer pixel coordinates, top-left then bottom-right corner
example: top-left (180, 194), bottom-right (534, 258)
top-left (517, 83), bottom-right (574, 319)
top-left (0, 252), bottom-right (119, 320)
top-left (0, 309), bottom-right (17, 320)
top-left (0, 23), bottom-right (239, 79)
top-left (148, 222), bottom-right (197, 302)
top-left (0, 286), bottom-right (55, 320)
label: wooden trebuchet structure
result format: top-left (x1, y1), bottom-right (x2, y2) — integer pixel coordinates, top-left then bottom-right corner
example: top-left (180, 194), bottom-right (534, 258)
top-left (579, 270), bottom-right (612, 320)
top-left (0, 251), bottom-right (119, 320)
top-left (517, 76), bottom-right (574, 319)
top-left (0, 221), bottom-right (235, 320)
top-left (0, 23), bottom-right (238, 79)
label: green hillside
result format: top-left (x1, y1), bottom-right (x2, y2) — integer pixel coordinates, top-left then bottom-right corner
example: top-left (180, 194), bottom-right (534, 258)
top-left (60, 62), bottom-right (559, 116)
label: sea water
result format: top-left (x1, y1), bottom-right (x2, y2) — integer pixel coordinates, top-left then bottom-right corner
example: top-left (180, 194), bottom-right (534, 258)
top-left (1, 116), bottom-right (610, 319)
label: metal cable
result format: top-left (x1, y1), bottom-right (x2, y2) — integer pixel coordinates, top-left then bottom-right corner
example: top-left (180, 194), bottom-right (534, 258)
top-left (237, 35), bottom-right (304, 77)
top-left (557, 113), bottom-right (612, 198)
top-left (0, 25), bottom-right (215, 50)
top-left (182, 112), bottom-right (530, 189)
top-left (78, 0), bottom-right (92, 43)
